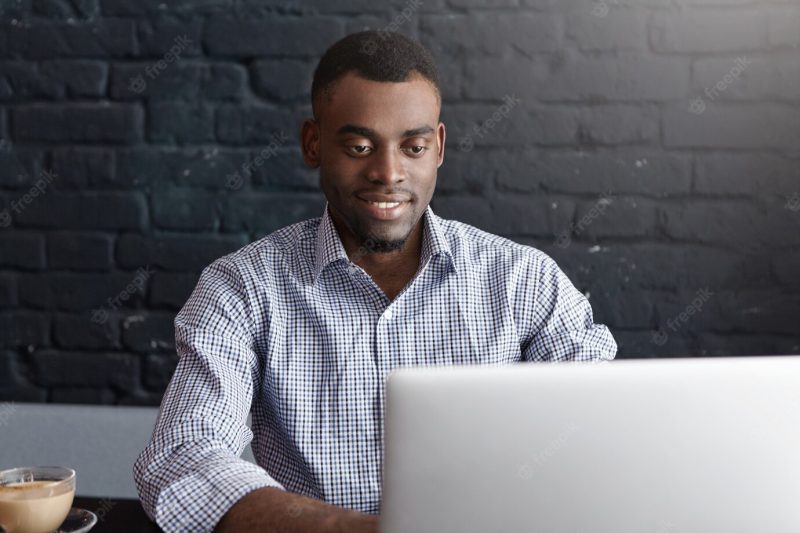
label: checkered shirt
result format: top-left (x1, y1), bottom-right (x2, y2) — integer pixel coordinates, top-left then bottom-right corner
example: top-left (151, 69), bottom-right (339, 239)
top-left (133, 203), bottom-right (617, 531)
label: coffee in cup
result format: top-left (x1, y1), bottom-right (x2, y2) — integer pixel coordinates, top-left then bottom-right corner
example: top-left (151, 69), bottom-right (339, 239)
top-left (0, 466), bottom-right (75, 533)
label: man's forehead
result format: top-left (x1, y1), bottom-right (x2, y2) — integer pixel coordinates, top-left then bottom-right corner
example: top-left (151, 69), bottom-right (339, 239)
top-left (316, 72), bottom-right (440, 133)
top-left (321, 72), bottom-right (439, 110)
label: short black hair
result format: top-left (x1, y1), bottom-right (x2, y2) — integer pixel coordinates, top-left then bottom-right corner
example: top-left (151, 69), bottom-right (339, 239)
top-left (311, 30), bottom-right (441, 120)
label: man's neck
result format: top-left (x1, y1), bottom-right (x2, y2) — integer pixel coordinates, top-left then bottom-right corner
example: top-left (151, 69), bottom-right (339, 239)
top-left (330, 210), bottom-right (425, 301)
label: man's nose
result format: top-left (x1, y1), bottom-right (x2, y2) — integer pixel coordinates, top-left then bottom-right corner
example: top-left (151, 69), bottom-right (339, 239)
top-left (365, 146), bottom-right (406, 186)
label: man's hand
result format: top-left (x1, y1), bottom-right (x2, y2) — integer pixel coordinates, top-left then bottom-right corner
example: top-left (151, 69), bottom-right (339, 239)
top-left (215, 486), bottom-right (379, 533)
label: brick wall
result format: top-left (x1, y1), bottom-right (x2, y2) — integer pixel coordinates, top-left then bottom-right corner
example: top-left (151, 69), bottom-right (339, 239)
top-left (0, 0), bottom-right (798, 405)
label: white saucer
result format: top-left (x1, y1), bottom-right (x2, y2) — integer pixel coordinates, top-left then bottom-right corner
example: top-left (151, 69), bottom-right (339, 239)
top-left (57, 507), bottom-right (98, 532)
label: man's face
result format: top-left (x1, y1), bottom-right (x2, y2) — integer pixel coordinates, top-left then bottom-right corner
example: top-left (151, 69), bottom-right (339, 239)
top-left (303, 71), bottom-right (445, 251)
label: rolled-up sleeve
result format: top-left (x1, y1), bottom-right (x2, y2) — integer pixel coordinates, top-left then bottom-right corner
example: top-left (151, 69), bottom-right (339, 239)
top-left (520, 251), bottom-right (617, 362)
top-left (133, 258), bottom-right (284, 532)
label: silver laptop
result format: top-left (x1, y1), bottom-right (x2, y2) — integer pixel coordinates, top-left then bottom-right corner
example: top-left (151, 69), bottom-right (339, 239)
top-left (379, 356), bottom-right (800, 533)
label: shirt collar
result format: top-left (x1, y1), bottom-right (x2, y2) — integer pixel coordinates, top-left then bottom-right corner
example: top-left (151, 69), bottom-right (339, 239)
top-left (312, 202), bottom-right (456, 284)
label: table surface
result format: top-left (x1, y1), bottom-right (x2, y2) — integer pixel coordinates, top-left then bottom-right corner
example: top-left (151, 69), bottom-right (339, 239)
top-left (72, 497), bottom-right (160, 533)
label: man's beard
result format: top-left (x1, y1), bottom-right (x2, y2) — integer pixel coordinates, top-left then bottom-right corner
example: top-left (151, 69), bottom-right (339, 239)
top-left (357, 232), bottom-right (407, 253)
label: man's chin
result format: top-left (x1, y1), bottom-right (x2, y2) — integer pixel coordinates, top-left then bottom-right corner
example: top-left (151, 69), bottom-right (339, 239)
top-left (359, 237), bottom-right (407, 253)
top-left (349, 206), bottom-right (427, 253)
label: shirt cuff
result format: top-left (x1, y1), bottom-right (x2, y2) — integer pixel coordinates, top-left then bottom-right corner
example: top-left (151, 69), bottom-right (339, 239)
top-left (153, 451), bottom-right (285, 532)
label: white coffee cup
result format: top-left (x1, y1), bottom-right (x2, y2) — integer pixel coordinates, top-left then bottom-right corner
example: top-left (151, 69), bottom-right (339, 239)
top-left (0, 466), bottom-right (76, 533)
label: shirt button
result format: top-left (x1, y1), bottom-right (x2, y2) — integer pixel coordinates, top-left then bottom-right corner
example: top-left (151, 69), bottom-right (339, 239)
top-left (383, 308), bottom-right (393, 320)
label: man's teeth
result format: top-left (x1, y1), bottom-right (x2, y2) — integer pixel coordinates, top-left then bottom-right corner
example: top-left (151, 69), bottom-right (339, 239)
top-left (369, 201), bottom-right (402, 209)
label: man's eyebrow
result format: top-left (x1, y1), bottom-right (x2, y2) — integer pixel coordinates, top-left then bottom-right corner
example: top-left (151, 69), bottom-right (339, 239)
top-left (335, 124), bottom-right (435, 139)
top-left (336, 124), bottom-right (375, 138)
top-left (401, 126), bottom-right (435, 137)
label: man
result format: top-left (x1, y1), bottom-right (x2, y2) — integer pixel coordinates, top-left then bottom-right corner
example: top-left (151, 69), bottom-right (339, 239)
top-left (133, 31), bottom-right (616, 532)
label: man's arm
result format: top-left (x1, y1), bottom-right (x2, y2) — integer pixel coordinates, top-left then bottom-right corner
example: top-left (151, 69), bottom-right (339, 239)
top-left (133, 258), bottom-right (285, 531)
top-left (519, 251), bottom-right (617, 362)
top-left (133, 258), bottom-right (380, 532)
top-left (216, 487), bottom-right (378, 533)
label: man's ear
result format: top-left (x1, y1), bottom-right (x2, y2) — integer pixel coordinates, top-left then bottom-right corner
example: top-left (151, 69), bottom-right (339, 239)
top-left (436, 121), bottom-right (446, 168)
top-left (300, 118), bottom-right (321, 168)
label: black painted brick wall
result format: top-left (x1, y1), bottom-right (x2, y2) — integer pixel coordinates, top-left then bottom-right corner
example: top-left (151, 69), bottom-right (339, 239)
top-left (0, 0), bottom-right (798, 405)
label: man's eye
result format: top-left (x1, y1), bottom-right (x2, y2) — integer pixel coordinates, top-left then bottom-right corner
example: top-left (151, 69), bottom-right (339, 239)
top-left (404, 146), bottom-right (427, 156)
top-left (347, 145), bottom-right (372, 156)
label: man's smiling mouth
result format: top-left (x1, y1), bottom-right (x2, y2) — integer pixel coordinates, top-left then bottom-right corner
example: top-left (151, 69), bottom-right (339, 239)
top-left (356, 195), bottom-right (411, 220)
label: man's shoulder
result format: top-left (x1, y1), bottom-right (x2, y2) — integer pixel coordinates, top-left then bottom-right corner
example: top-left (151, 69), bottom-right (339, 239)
top-left (436, 214), bottom-right (551, 267)
top-left (210, 217), bottom-right (322, 272)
